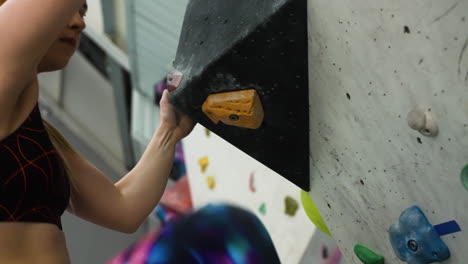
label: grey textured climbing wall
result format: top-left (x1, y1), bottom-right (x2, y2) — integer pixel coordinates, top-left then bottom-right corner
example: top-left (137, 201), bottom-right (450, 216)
top-left (307, 0), bottom-right (468, 263)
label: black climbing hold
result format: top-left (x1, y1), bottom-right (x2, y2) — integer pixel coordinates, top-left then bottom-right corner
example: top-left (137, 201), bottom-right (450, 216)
top-left (169, 0), bottom-right (310, 190)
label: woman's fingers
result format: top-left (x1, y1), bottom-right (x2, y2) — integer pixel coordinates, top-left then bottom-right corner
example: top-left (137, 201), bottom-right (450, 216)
top-left (180, 114), bottom-right (196, 134)
top-left (160, 89), bottom-right (170, 107)
top-left (159, 89), bottom-right (196, 139)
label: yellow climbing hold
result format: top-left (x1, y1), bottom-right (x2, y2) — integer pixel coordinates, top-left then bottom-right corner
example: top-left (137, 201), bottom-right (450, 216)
top-left (206, 176), bottom-right (216, 190)
top-left (301, 190), bottom-right (332, 236)
top-left (198, 156), bottom-right (209, 173)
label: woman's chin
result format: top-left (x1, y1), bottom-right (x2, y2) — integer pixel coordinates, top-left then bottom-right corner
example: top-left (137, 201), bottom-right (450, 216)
top-left (38, 60), bottom-right (70, 73)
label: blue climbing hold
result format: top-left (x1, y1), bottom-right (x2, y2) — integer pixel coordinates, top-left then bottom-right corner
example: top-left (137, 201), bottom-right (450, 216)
top-left (388, 206), bottom-right (450, 264)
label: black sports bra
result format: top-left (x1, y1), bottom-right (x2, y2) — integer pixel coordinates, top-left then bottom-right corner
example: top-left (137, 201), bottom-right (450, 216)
top-left (0, 103), bottom-right (70, 230)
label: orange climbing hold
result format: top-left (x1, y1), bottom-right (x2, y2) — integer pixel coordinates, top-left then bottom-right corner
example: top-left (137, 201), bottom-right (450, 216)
top-left (202, 89), bottom-right (264, 129)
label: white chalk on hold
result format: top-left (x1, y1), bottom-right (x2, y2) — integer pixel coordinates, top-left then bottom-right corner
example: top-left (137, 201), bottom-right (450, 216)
top-left (407, 108), bottom-right (439, 137)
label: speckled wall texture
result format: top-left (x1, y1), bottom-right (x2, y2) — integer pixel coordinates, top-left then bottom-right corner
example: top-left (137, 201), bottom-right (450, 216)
top-left (307, 0), bottom-right (468, 263)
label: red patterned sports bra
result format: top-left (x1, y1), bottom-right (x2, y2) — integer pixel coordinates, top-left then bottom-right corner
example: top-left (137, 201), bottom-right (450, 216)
top-left (0, 103), bottom-right (70, 230)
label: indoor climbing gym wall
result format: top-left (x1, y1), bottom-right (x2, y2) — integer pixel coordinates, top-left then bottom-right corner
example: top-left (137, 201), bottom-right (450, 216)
top-left (175, 0), bottom-right (468, 263)
top-left (307, 0), bottom-right (467, 263)
top-left (167, 0), bottom-right (320, 261)
top-left (180, 136), bottom-right (347, 263)
top-left (125, 0), bottom-right (467, 263)
top-left (183, 124), bottom-right (330, 264)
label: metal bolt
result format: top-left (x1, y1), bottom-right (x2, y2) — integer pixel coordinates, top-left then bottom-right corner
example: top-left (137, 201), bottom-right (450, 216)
top-left (229, 114), bottom-right (240, 121)
top-left (408, 240), bottom-right (418, 252)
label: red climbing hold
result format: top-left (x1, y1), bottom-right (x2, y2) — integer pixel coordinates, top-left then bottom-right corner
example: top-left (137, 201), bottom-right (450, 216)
top-left (249, 173), bottom-right (256, 192)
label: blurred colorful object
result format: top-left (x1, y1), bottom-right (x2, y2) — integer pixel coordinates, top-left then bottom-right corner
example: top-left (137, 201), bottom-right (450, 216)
top-left (322, 246), bottom-right (343, 264)
top-left (159, 176), bottom-right (193, 214)
top-left (155, 205), bottom-right (179, 224)
top-left (301, 190), bottom-right (332, 236)
top-left (170, 141), bottom-right (186, 180)
top-left (107, 204), bottom-right (280, 264)
top-left (354, 244), bottom-right (384, 264)
top-left (206, 176), bottom-right (216, 190)
top-left (259, 203), bottom-right (267, 216)
top-left (284, 196), bottom-right (299, 216)
top-left (199, 156), bottom-right (209, 173)
top-left (249, 173), bottom-right (256, 193)
top-left (108, 231), bottom-right (162, 264)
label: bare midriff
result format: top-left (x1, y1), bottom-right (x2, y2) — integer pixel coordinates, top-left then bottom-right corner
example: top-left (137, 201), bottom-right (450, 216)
top-left (0, 223), bottom-right (70, 264)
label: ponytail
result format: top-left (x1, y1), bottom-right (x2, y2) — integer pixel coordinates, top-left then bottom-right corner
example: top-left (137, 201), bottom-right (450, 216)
top-left (43, 120), bottom-right (79, 209)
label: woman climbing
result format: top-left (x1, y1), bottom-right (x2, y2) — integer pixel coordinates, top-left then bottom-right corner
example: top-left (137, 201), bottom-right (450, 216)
top-left (0, 0), bottom-right (195, 263)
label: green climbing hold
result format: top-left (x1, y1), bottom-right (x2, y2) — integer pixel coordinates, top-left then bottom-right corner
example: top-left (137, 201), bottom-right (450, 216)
top-left (354, 244), bottom-right (384, 264)
top-left (301, 190), bottom-right (332, 236)
top-left (284, 196), bottom-right (299, 216)
top-left (259, 203), bottom-right (267, 215)
top-left (205, 128), bottom-right (211, 137)
top-left (461, 165), bottom-right (468, 191)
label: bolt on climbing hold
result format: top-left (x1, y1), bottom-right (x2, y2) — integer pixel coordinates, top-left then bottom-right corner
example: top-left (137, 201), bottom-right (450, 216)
top-left (301, 190), bottom-right (331, 236)
top-left (205, 128), bottom-right (211, 137)
top-left (166, 70), bottom-right (184, 91)
top-left (202, 89), bottom-right (264, 129)
top-left (198, 156), bottom-right (209, 173)
top-left (407, 109), bottom-right (438, 137)
top-left (354, 244), bottom-right (384, 264)
top-left (461, 165), bottom-right (468, 191)
top-left (389, 205), bottom-right (451, 264)
top-left (284, 196), bottom-right (299, 216)
top-left (206, 176), bottom-right (216, 190)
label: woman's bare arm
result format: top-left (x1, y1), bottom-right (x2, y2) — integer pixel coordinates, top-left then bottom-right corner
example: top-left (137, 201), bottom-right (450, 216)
top-left (65, 90), bottom-right (195, 233)
top-left (65, 127), bottom-right (176, 233)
